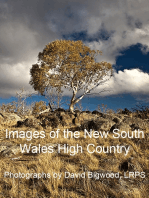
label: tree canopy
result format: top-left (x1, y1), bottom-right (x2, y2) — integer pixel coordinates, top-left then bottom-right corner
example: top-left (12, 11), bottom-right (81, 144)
top-left (30, 40), bottom-right (112, 113)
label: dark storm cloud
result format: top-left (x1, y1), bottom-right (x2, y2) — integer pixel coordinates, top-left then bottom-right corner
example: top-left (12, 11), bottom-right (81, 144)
top-left (0, 0), bottom-right (149, 97)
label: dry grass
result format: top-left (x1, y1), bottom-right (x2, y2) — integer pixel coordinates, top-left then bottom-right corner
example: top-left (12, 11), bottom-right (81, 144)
top-left (0, 114), bottom-right (149, 198)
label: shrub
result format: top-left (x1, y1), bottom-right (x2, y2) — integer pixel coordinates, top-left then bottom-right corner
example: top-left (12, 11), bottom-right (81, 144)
top-left (32, 101), bottom-right (47, 116)
top-left (41, 114), bottom-right (59, 128)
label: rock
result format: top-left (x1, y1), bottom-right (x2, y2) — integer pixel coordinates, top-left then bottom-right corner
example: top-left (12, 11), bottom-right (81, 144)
top-left (0, 142), bottom-right (20, 157)
top-left (92, 110), bottom-right (103, 116)
top-left (119, 158), bottom-right (142, 172)
top-left (17, 117), bottom-right (40, 128)
top-left (0, 113), bottom-right (21, 125)
top-left (59, 111), bottom-right (66, 117)
top-left (3, 113), bottom-right (21, 121)
top-left (130, 123), bottom-right (140, 130)
top-left (73, 117), bottom-right (81, 126)
top-left (67, 112), bottom-right (75, 120)
top-left (16, 120), bottom-right (24, 127)
top-left (119, 161), bottom-right (129, 172)
top-left (74, 110), bottom-right (81, 117)
top-left (110, 122), bottom-right (131, 133)
top-left (54, 108), bottom-right (65, 112)
top-left (115, 114), bottom-right (126, 120)
top-left (79, 112), bottom-right (98, 122)
top-left (102, 113), bottom-right (115, 120)
top-left (41, 115), bottom-right (59, 128)
top-left (81, 120), bottom-right (104, 131)
top-left (99, 120), bottom-right (115, 131)
top-left (123, 117), bottom-right (148, 129)
top-left (74, 110), bottom-right (81, 114)
top-left (60, 114), bottom-right (73, 126)
top-left (24, 118), bottom-right (38, 127)
top-left (113, 117), bottom-right (122, 124)
top-left (83, 111), bottom-right (91, 114)
top-left (4, 145), bottom-right (20, 156)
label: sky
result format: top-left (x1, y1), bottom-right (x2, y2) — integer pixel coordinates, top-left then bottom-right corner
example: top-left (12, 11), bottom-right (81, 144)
top-left (0, 0), bottom-right (149, 112)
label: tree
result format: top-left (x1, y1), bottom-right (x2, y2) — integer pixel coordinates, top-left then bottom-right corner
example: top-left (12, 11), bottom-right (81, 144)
top-left (30, 40), bottom-right (112, 113)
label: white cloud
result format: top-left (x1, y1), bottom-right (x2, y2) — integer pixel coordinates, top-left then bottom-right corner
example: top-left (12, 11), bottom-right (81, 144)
top-left (92, 69), bottom-right (149, 97)
top-left (0, 61), bottom-right (36, 97)
top-left (1, 0), bottom-right (149, 99)
top-left (60, 69), bottom-right (149, 101)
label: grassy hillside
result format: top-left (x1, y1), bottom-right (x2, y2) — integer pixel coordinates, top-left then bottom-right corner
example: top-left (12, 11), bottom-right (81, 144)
top-left (0, 107), bottom-right (149, 198)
